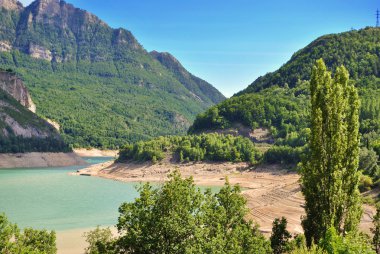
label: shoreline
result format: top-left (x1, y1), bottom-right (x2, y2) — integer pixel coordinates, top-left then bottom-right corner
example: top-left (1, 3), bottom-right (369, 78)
top-left (56, 227), bottom-right (118, 254)
top-left (0, 152), bottom-right (86, 169)
top-left (76, 160), bottom-right (375, 237)
top-left (74, 148), bottom-right (118, 157)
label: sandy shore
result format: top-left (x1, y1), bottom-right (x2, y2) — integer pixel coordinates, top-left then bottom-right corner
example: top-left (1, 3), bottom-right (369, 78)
top-left (76, 160), bottom-right (375, 237)
top-left (0, 152), bottom-right (86, 168)
top-left (74, 149), bottom-right (118, 157)
top-left (57, 227), bottom-right (118, 254)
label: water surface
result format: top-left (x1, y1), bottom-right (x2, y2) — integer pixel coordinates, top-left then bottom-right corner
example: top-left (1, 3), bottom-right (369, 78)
top-left (0, 157), bottom-right (140, 231)
top-left (0, 157), bottom-right (221, 232)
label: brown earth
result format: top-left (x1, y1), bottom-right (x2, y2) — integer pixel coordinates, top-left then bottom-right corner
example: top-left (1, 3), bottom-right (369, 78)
top-left (75, 161), bottom-right (374, 236)
top-left (74, 148), bottom-right (118, 157)
top-left (0, 152), bottom-right (86, 168)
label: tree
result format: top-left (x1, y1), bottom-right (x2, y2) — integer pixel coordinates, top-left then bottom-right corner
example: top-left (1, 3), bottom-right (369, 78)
top-left (372, 204), bottom-right (380, 253)
top-left (0, 213), bottom-right (57, 254)
top-left (270, 217), bottom-right (291, 254)
top-left (301, 59), bottom-right (362, 246)
top-left (319, 227), bottom-right (374, 254)
top-left (113, 171), bottom-right (271, 253)
top-left (84, 227), bottom-right (115, 254)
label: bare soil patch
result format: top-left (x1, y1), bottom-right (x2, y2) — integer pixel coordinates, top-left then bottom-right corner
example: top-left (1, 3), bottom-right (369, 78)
top-left (75, 161), bottom-right (374, 236)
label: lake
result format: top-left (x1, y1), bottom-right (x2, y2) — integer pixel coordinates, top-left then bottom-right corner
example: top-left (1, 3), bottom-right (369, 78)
top-left (0, 157), bottom-right (141, 231)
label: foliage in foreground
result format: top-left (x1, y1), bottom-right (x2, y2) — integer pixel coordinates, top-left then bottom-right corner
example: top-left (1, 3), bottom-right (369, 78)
top-left (301, 60), bottom-right (362, 245)
top-left (270, 217), bottom-right (374, 254)
top-left (84, 227), bottom-right (114, 254)
top-left (118, 133), bottom-right (261, 164)
top-left (85, 171), bottom-right (271, 254)
top-left (0, 214), bottom-right (56, 254)
top-left (372, 204), bottom-right (380, 253)
top-left (271, 217), bottom-right (292, 254)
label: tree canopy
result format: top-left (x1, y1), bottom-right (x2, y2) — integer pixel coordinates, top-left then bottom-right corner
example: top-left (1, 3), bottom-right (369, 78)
top-left (301, 59), bottom-right (362, 246)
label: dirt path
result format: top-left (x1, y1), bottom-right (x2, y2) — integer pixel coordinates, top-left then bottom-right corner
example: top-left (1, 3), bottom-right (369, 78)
top-left (74, 161), bottom-right (374, 236)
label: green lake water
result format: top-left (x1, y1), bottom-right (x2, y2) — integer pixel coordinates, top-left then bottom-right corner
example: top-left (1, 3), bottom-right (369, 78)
top-left (0, 157), bottom-right (221, 232)
top-left (0, 157), bottom-right (140, 231)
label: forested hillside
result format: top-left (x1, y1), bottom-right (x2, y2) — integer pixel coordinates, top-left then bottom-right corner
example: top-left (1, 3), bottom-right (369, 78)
top-left (0, 0), bottom-right (225, 149)
top-left (0, 70), bottom-right (69, 153)
top-left (190, 27), bottom-right (380, 143)
top-left (240, 27), bottom-right (380, 93)
top-left (189, 28), bottom-right (380, 189)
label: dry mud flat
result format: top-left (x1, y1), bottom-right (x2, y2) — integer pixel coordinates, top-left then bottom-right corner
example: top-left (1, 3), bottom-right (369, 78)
top-left (0, 152), bottom-right (86, 168)
top-left (73, 148), bottom-right (118, 157)
top-left (76, 161), bottom-right (374, 236)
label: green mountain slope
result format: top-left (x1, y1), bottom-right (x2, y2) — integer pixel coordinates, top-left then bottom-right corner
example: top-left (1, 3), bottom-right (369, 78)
top-left (190, 28), bottom-right (380, 143)
top-left (150, 51), bottom-right (225, 105)
top-left (0, 70), bottom-right (69, 153)
top-left (240, 27), bottom-right (380, 94)
top-left (0, 0), bottom-right (225, 149)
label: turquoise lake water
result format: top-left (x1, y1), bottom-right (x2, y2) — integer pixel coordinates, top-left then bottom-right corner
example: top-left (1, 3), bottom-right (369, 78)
top-left (0, 157), bottom-right (221, 232)
top-left (0, 157), bottom-right (141, 231)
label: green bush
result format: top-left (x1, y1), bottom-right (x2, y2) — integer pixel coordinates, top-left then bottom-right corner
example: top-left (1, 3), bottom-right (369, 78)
top-left (359, 175), bottom-right (373, 192)
top-left (110, 171), bottom-right (271, 253)
top-left (0, 214), bottom-right (57, 254)
top-left (263, 145), bottom-right (304, 165)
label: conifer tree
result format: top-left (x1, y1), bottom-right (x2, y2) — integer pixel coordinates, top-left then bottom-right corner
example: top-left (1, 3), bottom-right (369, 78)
top-left (270, 217), bottom-right (291, 254)
top-left (301, 59), bottom-right (362, 246)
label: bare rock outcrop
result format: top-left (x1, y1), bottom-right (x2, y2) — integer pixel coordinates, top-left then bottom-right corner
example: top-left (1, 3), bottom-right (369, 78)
top-left (0, 41), bottom-right (12, 52)
top-left (0, 0), bottom-right (23, 11)
top-left (0, 70), bottom-right (36, 112)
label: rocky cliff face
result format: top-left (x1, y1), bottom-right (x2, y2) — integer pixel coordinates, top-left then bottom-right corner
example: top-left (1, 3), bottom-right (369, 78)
top-left (0, 0), bottom-right (23, 11)
top-left (9, 0), bottom-right (143, 62)
top-left (0, 71), bottom-right (70, 153)
top-left (0, 0), bottom-right (225, 148)
top-left (0, 70), bottom-right (35, 112)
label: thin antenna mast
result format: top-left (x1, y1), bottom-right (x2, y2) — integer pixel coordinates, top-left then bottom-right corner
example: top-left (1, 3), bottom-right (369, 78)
top-left (377, 9), bottom-right (379, 27)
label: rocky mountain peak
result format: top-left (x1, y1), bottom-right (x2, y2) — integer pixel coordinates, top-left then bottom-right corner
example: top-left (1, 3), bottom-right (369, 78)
top-left (29, 0), bottom-right (61, 16)
top-left (150, 50), bottom-right (183, 69)
top-left (0, 0), bottom-right (23, 11)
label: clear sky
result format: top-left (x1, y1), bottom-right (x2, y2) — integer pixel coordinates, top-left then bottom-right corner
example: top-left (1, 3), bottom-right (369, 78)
top-left (19, 0), bottom-right (378, 97)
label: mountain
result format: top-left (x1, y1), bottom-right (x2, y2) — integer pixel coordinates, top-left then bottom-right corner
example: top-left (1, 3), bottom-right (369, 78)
top-left (240, 27), bottom-right (380, 94)
top-left (0, 68), bottom-right (35, 111)
top-left (0, 0), bottom-right (225, 149)
top-left (150, 51), bottom-right (225, 105)
top-left (190, 28), bottom-right (380, 143)
top-left (0, 69), bottom-right (70, 153)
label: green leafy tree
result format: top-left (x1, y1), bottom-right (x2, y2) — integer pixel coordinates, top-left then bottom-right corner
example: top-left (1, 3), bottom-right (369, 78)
top-left (84, 226), bottom-right (115, 254)
top-left (0, 213), bottom-right (56, 254)
top-left (112, 171), bottom-right (271, 254)
top-left (319, 227), bottom-right (374, 254)
top-left (270, 217), bottom-right (292, 254)
top-left (301, 59), bottom-right (362, 246)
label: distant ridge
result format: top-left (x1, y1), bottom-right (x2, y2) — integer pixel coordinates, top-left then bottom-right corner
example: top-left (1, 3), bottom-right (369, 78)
top-left (0, 0), bottom-right (225, 148)
top-left (190, 27), bottom-right (380, 145)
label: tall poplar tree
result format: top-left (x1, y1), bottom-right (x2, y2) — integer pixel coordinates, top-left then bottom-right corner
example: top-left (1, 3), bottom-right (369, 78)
top-left (301, 59), bottom-right (362, 246)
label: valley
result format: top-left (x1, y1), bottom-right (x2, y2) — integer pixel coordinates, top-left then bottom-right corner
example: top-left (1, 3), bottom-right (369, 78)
top-left (0, 0), bottom-right (379, 253)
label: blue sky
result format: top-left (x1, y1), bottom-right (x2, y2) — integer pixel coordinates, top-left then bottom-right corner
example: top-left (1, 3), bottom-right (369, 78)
top-left (20, 0), bottom-right (378, 97)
